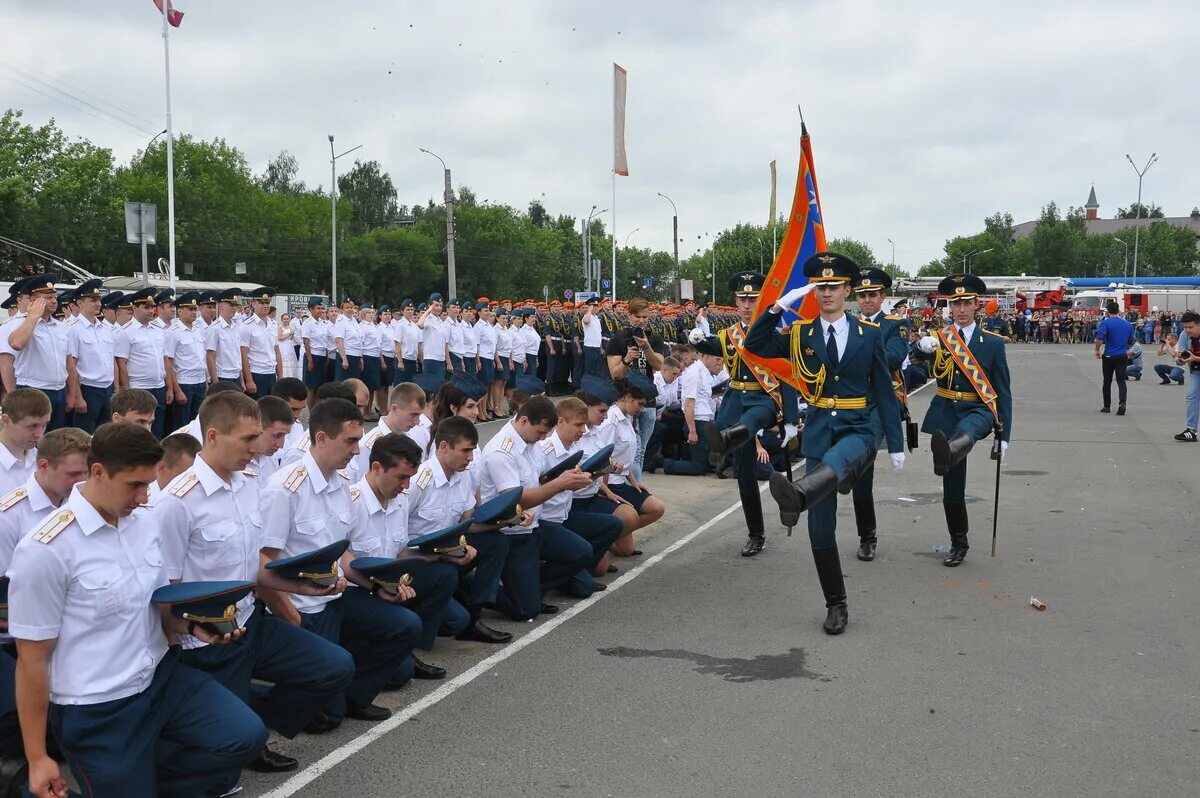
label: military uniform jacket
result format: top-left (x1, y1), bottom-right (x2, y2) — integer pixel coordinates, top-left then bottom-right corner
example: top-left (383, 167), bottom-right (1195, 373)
top-left (921, 322), bottom-right (1012, 443)
top-left (717, 322), bottom-right (799, 425)
top-left (862, 311), bottom-right (911, 373)
top-left (745, 309), bottom-right (903, 457)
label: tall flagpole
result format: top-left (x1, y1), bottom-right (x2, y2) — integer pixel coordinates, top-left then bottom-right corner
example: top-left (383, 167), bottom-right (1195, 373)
top-left (162, 0), bottom-right (178, 289)
top-left (611, 172), bottom-right (617, 302)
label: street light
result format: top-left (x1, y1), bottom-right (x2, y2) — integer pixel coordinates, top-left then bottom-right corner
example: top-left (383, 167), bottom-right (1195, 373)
top-left (964, 247), bottom-right (993, 274)
top-left (887, 237), bottom-right (895, 274)
top-left (657, 192), bottom-right (680, 300)
top-left (586, 206), bottom-right (607, 292)
top-left (329, 134), bottom-right (363, 303)
top-left (419, 147), bottom-right (457, 299)
top-left (1113, 237), bottom-right (1129, 281)
top-left (624, 228), bottom-right (639, 248)
top-left (1125, 152), bottom-right (1159, 284)
top-left (146, 128), bottom-right (169, 152)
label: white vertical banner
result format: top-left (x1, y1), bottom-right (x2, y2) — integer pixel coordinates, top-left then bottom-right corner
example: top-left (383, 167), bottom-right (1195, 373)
top-left (613, 63), bottom-right (629, 176)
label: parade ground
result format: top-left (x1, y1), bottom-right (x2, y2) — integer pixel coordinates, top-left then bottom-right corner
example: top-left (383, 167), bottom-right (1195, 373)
top-left (245, 343), bottom-right (1200, 798)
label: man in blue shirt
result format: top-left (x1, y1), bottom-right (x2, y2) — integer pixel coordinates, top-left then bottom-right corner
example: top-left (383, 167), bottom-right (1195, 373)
top-left (1094, 301), bottom-right (1135, 415)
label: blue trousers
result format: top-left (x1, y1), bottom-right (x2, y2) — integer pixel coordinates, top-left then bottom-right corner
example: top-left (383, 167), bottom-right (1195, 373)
top-left (717, 398), bottom-right (779, 537)
top-left (941, 409), bottom-right (996, 505)
top-left (563, 510), bottom-right (623, 597)
top-left (72, 383), bottom-right (113, 434)
top-left (248, 372), bottom-right (277, 400)
top-left (663, 418), bottom-right (711, 475)
top-left (398, 559), bottom-right (462, 650)
top-left (525, 354), bottom-right (539, 377)
top-left (583, 346), bottom-right (605, 378)
top-left (459, 531), bottom-right (511, 609)
top-left (0, 647), bottom-right (16, 758)
top-left (424, 359), bottom-right (446, 381)
top-left (304, 353), bottom-right (327, 389)
top-left (51, 649), bottom-right (265, 798)
top-left (299, 591), bottom-right (420, 720)
top-left (145, 385), bottom-right (167, 439)
top-left (169, 382), bottom-right (205, 434)
top-left (804, 432), bottom-right (879, 549)
top-left (400, 358), bottom-right (419, 384)
top-left (496, 523), bottom-right (591, 621)
top-left (179, 610), bottom-right (354, 738)
top-left (19, 387), bottom-right (66, 432)
top-left (1155, 363), bottom-right (1184, 383)
top-left (334, 357), bottom-right (363, 382)
top-left (381, 356), bottom-right (396, 387)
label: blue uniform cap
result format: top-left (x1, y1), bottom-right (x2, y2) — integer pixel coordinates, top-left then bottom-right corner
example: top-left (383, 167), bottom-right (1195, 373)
top-left (155, 288), bottom-right (176, 305)
top-left (585, 296), bottom-right (600, 305)
top-left (853, 267), bottom-right (892, 293)
top-left (264, 540), bottom-right (349, 586)
top-left (150, 580), bottom-right (255, 636)
top-left (416, 302), bottom-right (428, 312)
top-left (476, 302), bottom-right (489, 311)
top-left (307, 296), bottom-right (325, 308)
top-left (514, 375), bottom-right (545, 395)
top-left (494, 308), bottom-right (508, 317)
top-left (400, 298), bottom-right (413, 308)
top-left (938, 273), bottom-right (988, 299)
top-left (538, 450), bottom-right (584, 484)
top-left (23, 274), bottom-right (57, 295)
top-left (694, 336), bottom-right (723, 357)
top-left (580, 443), bottom-right (616, 475)
top-left (75, 278), bottom-right (103, 300)
top-left (379, 304), bottom-right (390, 313)
top-left (620, 368), bottom-right (655, 399)
top-left (197, 290), bottom-right (218, 305)
top-left (0, 296), bottom-right (14, 311)
top-left (409, 520), bottom-right (472, 556)
top-left (802, 252), bottom-right (858, 284)
top-left (7, 276), bottom-right (32, 297)
top-left (429, 292), bottom-right (443, 303)
top-left (175, 291), bottom-right (201, 309)
top-left (449, 372), bottom-right (487, 402)
top-left (57, 288), bottom-right (76, 304)
top-left (474, 486), bottom-right (525, 527)
top-left (412, 372), bottom-right (445, 397)
top-left (127, 287), bottom-right (157, 306)
top-left (246, 287), bottom-right (275, 303)
top-left (100, 291), bottom-right (124, 309)
top-left (218, 287), bottom-right (242, 303)
top-left (579, 375), bottom-right (617, 405)
top-left (348, 556), bottom-right (426, 597)
top-left (729, 271), bottom-right (764, 297)
top-left (447, 297), bottom-right (460, 308)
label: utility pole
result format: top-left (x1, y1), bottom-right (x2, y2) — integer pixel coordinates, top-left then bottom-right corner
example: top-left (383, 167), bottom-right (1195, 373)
top-left (658, 193), bottom-right (680, 301)
top-left (1125, 152), bottom-right (1158, 284)
top-left (329, 135), bottom-right (362, 301)
top-left (420, 147), bottom-right (456, 299)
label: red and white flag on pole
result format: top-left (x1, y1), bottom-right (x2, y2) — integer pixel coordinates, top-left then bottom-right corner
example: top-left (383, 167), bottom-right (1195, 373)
top-left (613, 63), bottom-right (629, 176)
top-left (153, 0), bottom-right (184, 27)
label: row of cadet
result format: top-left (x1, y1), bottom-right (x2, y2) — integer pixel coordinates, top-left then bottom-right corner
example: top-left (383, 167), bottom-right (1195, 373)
top-left (0, 369), bottom-right (667, 796)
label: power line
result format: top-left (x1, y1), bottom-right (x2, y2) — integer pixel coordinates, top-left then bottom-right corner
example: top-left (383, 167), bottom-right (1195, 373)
top-left (0, 59), bottom-right (158, 134)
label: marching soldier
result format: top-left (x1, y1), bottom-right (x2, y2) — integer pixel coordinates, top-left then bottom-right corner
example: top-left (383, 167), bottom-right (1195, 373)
top-left (915, 274), bottom-right (1012, 566)
top-left (705, 272), bottom-right (800, 557)
top-left (745, 253), bottom-right (904, 635)
top-left (849, 268), bottom-right (911, 561)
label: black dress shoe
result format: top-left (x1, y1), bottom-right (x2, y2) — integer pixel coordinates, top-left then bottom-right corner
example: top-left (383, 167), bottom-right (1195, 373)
top-left (741, 536), bottom-right (765, 557)
top-left (823, 604), bottom-right (848, 635)
top-left (943, 545), bottom-right (968, 567)
top-left (346, 702), bottom-right (392, 722)
top-left (412, 655), bottom-right (446, 680)
top-left (606, 564), bottom-right (619, 574)
top-left (303, 713), bottom-right (340, 734)
top-left (1100, 406), bottom-right (1110, 413)
top-left (248, 746), bottom-right (299, 773)
top-left (540, 602), bottom-right (560, 615)
top-left (856, 537), bottom-right (877, 562)
top-left (1116, 405), bottom-right (1126, 416)
top-left (591, 581), bottom-right (608, 591)
top-left (455, 620), bottom-right (513, 644)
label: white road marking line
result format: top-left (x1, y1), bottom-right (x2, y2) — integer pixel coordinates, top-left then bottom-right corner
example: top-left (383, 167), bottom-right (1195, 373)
top-left (259, 494), bottom-right (754, 797)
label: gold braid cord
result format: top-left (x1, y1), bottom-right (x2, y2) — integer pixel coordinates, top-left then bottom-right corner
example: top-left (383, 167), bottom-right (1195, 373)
top-left (789, 323), bottom-right (825, 403)
top-left (931, 346), bottom-right (954, 384)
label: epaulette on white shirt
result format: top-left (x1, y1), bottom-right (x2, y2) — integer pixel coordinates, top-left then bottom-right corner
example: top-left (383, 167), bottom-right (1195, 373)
top-left (283, 464), bottom-right (308, 493)
top-left (499, 436), bottom-right (514, 453)
top-left (350, 486), bottom-right (361, 501)
top-left (168, 472), bottom-right (200, 498)
top-left (414, 464), bottom-right (433, 490)
top-left (32, 509), bottom-right (74, 544)
top-left (0, 487), bottom-right (28, 512)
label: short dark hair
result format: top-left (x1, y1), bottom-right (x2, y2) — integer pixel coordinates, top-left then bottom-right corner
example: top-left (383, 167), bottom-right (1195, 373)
top-left (198, 392), bottom-right (261, 436)
top-left (161, 433), bottom-right (201, 469)
top-left (518, 395), bottom-right (557, 427)
top-left (389, 382), bottom-right (425, 409)
top-left (112, 388), bottom-right (158, 417)
top-left (434, 416), bottom-right (478, 449)
top-left (88, 421), bottom-right (163, 473)
top-left (2, 388), bottom-right (51, 423)
top-left (1182, 311), bottom-right (1200, 325)
top-left (308, 398), bottom-right (362, 443)
top-left (575, 389), bottom-right (608, 408)
top-left (369, 433), bottom-right (422, 471)
top-left (316, 382), bottom-right (356, 403)
top-left (614, 379), bottom-right (645, 402)
top-left (271, 377), bottom-right (307, 403)
top-left (1106, 301), bottom-right (1120, 315)
top-left (205, 381), bottom-right (242, 398)
top-left (257, 395), bottom-right (294, 427)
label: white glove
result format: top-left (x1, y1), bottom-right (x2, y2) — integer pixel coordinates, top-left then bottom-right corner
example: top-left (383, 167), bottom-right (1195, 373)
top-left (890, 452), bottom-right (906, 470)
top-left (783, 423), bottom-right (799, 445)
top-left (774, 283), bottom-right (816, 312)
top-left (917, 335), bottom-right (940, 353)
top-left (998, 440), bottom-right (1009, 461)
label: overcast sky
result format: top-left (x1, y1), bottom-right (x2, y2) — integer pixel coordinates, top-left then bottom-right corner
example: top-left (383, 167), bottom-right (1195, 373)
top-left (3, 0), bottom-right (1196, 273)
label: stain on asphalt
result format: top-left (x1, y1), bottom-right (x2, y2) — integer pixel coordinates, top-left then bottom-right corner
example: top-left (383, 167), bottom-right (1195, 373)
top-left (879, 492), bottom-right (980, 506)
top-left (596, 646), bottom-right (831, 683)
top-left (1002, 469), bottom-right (1048, 476)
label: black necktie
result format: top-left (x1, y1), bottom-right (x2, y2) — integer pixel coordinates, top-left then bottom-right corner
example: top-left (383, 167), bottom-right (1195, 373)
top-left (827, 324), bottom-right (839, 369)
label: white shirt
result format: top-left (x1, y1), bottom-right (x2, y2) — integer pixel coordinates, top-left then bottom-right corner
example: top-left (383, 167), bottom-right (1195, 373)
top-left (361, 320), bottom-right (381, 357)
top-left (239, 314), bottom-right (279, 373)
top-left (602, 404), bottom-right (637, 486)
top-left (510, 327), bottom-right (527, 363)
top-left (521, 323), bottom-right (541, 355)
top-left (67, 314), bottom-right (115, 388)
top-left (301, 316), bottom-right (328, 356)
top-left (288, 316), bottom-right (303, 345)
top-left (406, 456), bottom-right (475, 538)
top-left (679, 360), bottom-right (716, 421)
top-left (420, 315), bottom-right (448, 361)
top-left (571, 423), bottom-right (613, 499)
top-left (350, 415), bottom-right (400, 483)
top-left (0, 475), bottom-right (59, 580)
top-left (480, 421), bottom-right (539, 534)
top-left (7, 487), bottom-right (169, 705)
top-left (397, 318), bottom-right (421, 361)
top-left (0, 444), bottom-right (37, 498)
top-left (818, 315), bottom-right (850, 364)
top-left (332, 313), bottom-right (363, 357)
top-left (582, 314), bottom-right (602, 347)
top-left (533, 431), bottom-right (579, 523)
top-left (13, 316), bottom-right (68, 390)
top-left (154, 454), bottom-right (263, 648)
top-left (165, 320), bottom-right (208, 385)
top-left (447, 317), bottom-right (466, 356)
top-left (476, 321), bottom-right (497, 359)
top-left (282, 420), bottom-right (305, 456)
top-left (955, 322), bottom-right (978, 342)
top-left (0, 313), bottom-right (26, 360)
top-left (405, 415), bottom-right (432, 455)
top-left (347, 477), bottom-right (410, 558)
top-left (696, 315), bottom-right (712, 336)
top-left (205, 317), bottom-right (243, 379)
top-left (461, 319), bottom-right (479, 356)
top-left (113, 318), bottom-right (166, 389)
top-left (378, 322), bottom-right (396, 359)
top-left (260, 453), bottom-right (355, 614)
top-left (654, 371), bottom-right (681, 410)
top-left (495, 325), bottom-right (513, 358)
top-left (168, 416), bottom-right (202, 443)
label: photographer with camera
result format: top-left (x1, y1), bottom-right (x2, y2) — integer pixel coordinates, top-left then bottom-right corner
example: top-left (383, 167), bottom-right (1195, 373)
top-left (607, 298), bottom-right (666, 479)
top-left (1172, 311), bottom-right (1200, 442)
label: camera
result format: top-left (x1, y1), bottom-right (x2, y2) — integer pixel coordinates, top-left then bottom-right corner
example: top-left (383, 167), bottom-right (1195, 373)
top-left (630, 326), bottom-right (646, 339)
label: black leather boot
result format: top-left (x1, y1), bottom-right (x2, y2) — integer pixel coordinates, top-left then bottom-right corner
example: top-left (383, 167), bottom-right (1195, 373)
top-left (741, 489), bottom-right (766, 557)
top-left (768, 463), bottom-right (838, 530)
top-left (943, 502), bottom-right (969, 567)
top-left (931, 431), bottom-right (975, 476)
top-left (812, 544), bottom-right (848, 634)
top-left (854, 495), bottom-right (877, 561)
top-left (706, 422), bottom-right (752, 468)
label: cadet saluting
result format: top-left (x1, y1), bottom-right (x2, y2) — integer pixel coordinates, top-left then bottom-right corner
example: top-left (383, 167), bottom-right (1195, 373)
top-left (745, 253), bottom-right (904, 635)
top-left (915, 274), bottom-right (1012, 567)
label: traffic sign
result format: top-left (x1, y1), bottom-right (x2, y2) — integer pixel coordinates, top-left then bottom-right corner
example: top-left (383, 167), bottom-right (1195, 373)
top-left (601, 279), bottom-right (611, 289)
top-left (564, 289), bottom-right (574, 300)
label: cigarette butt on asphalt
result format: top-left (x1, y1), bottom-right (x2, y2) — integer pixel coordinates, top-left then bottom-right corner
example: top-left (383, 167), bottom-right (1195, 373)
top-left (1030, 596), bottom-right (1046, 611)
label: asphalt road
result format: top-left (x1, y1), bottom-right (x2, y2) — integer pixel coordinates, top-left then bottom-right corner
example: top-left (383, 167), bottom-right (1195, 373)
top-left (244, 344), bottom-right (1200, 798)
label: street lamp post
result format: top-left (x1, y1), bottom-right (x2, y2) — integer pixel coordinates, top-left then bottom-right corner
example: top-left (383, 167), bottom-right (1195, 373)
top-left (624, 228), bottom-right (639, 248)
top-left (1113, 237), bottom-right (1129, 281)
top-left (586, 206), bottom-right (607, 293)
top-left (581, 204), bottom-right (596, 290)
top-left (964, 247), bottom-right (993, 274)
top-left (420, 147), bottom-right (456, 299)
top-left (1125, 152), bottom-right (1159, 284)
top-left (887, 237), bottom-right (895, 275)
top-left (657, 192), bottom-right (680, 301)
top-left (329, 134), bottom-right (363, 303)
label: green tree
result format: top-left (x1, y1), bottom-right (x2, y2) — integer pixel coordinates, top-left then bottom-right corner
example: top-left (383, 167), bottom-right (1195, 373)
top-left (1115, 202), bottom-right (1164, 219)
top-left (826, 237), bottom-right (878, 270)
top-left (259, 150), bottom-right (306, 195)
top-left (337, 160), bottom-right (397, 235)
